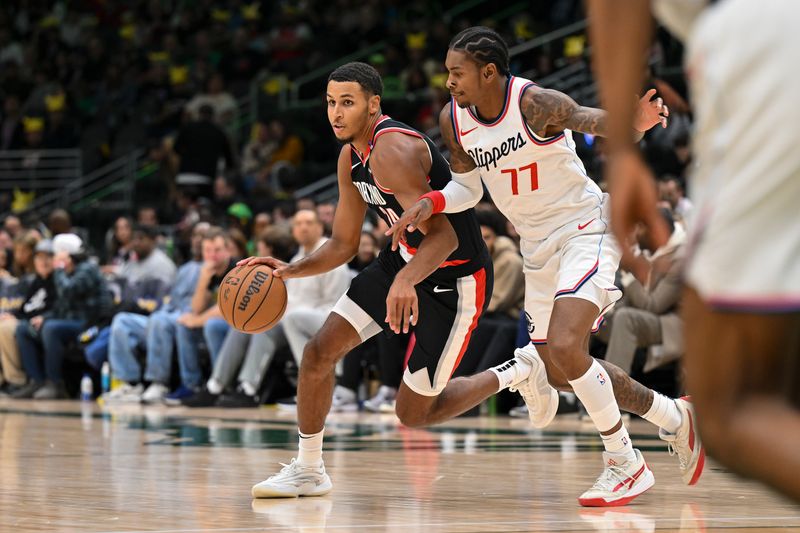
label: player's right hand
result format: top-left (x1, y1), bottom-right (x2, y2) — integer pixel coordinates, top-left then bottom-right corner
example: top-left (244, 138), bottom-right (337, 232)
top-left (386, 198), bottom-right (434, 251)
top-left (236, 256), bottom-right (294, 278)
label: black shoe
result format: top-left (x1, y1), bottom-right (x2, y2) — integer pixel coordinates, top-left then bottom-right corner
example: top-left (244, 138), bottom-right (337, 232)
top-left (11, 381), bottom-right (44, 399)
top-left (33, 381), bottom-right (69, 400)
top-left (0, 382), bottom-right (25, 397)
top-left (216, 388), bottom-right (259, 408)
top-left (180, 386), bottom-right (220, 407)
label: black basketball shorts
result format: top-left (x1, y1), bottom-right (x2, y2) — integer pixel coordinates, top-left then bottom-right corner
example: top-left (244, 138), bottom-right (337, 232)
top-left (332, 250), bottom-right (493, 396)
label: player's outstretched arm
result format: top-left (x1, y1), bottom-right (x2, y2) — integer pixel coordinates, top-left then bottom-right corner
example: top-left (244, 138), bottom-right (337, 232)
top-left (586, 0), bottom-right (670, 254)
top-left (521, 86), bottom-right (668, 140)
top-left (370, 133), bottom-right (459, 333)
top-left (385, 102), bottom-right (482, 251)
top-left (238, 147), bottom-right (367, 278)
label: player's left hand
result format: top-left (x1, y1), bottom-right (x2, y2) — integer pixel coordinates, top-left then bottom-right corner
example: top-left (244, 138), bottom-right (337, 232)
top-left (633, 88), bottom-right (669, 132)
top-left (385, 276), bottom-right (418, 334)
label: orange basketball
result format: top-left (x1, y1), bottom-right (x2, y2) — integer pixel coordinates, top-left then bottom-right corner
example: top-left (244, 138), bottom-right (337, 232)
top-left (218, 264), bottom-right (287, 334)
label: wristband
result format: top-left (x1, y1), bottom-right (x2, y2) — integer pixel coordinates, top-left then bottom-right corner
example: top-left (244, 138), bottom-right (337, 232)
top-left (419, 191), bottom-right (445, 214)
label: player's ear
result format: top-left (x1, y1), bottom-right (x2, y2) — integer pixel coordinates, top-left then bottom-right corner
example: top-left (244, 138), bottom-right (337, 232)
top-left (368, 94), bottom-right (381, 115)
top-left (482, 63), bottom-right (496, 82)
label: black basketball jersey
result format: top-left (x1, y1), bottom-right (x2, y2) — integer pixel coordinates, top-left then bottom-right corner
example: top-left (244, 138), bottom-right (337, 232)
top-left (350, 116), bottom-right (489, 279)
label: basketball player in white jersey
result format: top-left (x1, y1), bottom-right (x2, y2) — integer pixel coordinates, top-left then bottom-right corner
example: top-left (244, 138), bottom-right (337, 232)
top-left (589, 0), bottom-right (800, 502)
top-left (388, 27), bottom-right (704, 506)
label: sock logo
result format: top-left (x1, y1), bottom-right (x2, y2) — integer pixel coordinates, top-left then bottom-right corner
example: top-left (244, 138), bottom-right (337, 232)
top-left (495, 360), bottom-right (517, 373)
top-left (622, 436), bottom-right (629, 446)
top-left (596, 372), bottom-right (606, 385)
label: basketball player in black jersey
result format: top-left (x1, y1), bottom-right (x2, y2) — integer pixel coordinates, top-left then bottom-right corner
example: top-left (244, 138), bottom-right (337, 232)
top-left (242, 62), bottom-right (547, 498)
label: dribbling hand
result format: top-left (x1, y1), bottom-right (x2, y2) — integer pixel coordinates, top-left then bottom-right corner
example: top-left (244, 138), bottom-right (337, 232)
top-left (385, 198), bottom-right (434, 251)
top-left (236, 256), bottom-right (293, 278)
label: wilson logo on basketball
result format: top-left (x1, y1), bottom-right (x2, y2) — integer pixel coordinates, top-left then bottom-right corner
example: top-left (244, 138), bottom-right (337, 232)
top-left (237, 270), bottom-right (269, 312)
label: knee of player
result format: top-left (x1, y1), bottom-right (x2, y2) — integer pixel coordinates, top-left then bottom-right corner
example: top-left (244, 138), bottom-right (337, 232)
top-left (395, 404), bottom-right (428, 428)
top-left (546, 330), bottom-right (583, 360)
top-left (300, 337), bottom-right (335, 371)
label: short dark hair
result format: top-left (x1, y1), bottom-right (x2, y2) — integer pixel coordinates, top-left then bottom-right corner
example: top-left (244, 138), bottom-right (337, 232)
top-left (202, 227), bottom-right (230, 244)
top-left (328, 62), bottom-right (383, 97)
top-left (449, 26), bottom-right (510, 76)
top-left (132, 224), bottom-right (159, 240)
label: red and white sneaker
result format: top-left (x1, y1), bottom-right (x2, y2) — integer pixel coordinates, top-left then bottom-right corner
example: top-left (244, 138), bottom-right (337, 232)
top-left (660, 396), bottom-right (705, 485)
top-left (578, 449), bottom-right (655, 507)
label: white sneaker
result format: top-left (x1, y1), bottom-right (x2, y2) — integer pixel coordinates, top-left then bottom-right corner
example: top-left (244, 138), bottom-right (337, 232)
top-left (660, 396), bottom-right (705, 485)
top-left (578, 449), bottom-right (655, 507)
top-left (509, 345), bottom-right (559, 428)
top-left (363, 385), bottom-right (396, 413)
top-left (330, 385), bottom-right (359, 413)
top-left (251, 459), bottom-right (333, 498)
top-left (102, 383), bottom-right (144, 404)
top-left (140, 383), bottom-right (169, 404)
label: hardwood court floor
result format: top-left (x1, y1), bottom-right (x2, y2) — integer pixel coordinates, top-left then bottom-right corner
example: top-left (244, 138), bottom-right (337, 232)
top-left (0, 399), bottom-right (798, 532)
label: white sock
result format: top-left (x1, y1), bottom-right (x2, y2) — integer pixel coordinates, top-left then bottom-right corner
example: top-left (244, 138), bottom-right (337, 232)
top-left (601, 425), bottom-right (634, 458)
top-left (207, 378), bottom-right (222, 395)
top-left (490, 358), bottom-right (528, 391)
top-left (297, 428), bottom-right (324, 467)
top-left (569, 359), bottom-right (635, 461)
top-left (642, 392), bottom-right (683, 434)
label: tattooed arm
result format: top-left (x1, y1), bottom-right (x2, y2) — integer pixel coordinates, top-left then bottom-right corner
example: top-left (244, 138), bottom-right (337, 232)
top-left (520, 85), bottom-right (668, 141)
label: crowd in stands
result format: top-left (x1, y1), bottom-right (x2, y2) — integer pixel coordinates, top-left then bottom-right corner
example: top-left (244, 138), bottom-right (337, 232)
top-left (0, 1), bottom-right (695, 415)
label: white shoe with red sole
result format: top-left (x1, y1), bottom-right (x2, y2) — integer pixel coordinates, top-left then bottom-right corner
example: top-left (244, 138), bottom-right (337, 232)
top-left (579, 449), bottom-right (655, 507)
top-left (660, 396), bottom-right (705, 485)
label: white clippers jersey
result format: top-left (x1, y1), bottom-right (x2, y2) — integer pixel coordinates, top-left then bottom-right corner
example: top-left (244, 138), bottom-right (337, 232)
top-left (451, 76), bottom-right (604, 242)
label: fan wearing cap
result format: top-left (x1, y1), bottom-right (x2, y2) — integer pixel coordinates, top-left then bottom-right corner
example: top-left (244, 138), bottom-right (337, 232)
top-left (15, 233), bottom-right (112, 400)
top-left (0, 240), bottom-right (57, 398)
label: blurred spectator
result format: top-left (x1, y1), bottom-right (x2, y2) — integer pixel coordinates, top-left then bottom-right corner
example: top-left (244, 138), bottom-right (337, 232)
top-left (143, 228), bottom-right (233, 404)
top-left (103, 216), bottom-right (134, 274)
top-left (1, 94), bottom-right (24, 150)
top-left (102, 223), bottom-right (206, 403)
top-left (226, 226), bottom-right (249, 259)
top-left (47, 209), bottom-right (72, 237)
top-left (16, 233), bottom-right (111, 399)
top-left (185, 73), bottom-right (238, 136)
top-left (11, 230), bottom-right (38, 277)
top-left (172, 104), bottom-right (234, 199)
top-left (119, 225), bottom-right (177, 285)
top-left (226, 202), bottom-right (253, 237)
top-left (603, 208), bottom-right (686, 375)
top-left (184, 210), bottom-right (350, 408)
top-left (2, 239), bottom-right (56, 398)
top-left (265, 119), bottom-right (303, 170)
top-left (348, 232), bottom-right (378, 273)
top-left (213, 176), bottom-right (240, 212)
top-left (659, 176), bottom-right (693, 222)
top-left (316, 201), bottom-right (336, 236)
top-left (241, 120), bottom-right (277, 182)
top-left (4, 215), bottom-right (23, 239)
top-left (43, 91), bottom-right (79, 149)
top-left (136, 206), bottom-right (159, 227)
top-left (249, 211), bottom-right (272, 254)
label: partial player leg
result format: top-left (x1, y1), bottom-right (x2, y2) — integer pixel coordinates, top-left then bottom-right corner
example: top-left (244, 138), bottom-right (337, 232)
top-left (683, 287), bottom-right (800, 502)
top-left (533, 332), bottom-right (703, 486)
top-left (545, 296), bottom-right (654, 506)
top-left (251, 312), bottom-right (364, 498)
